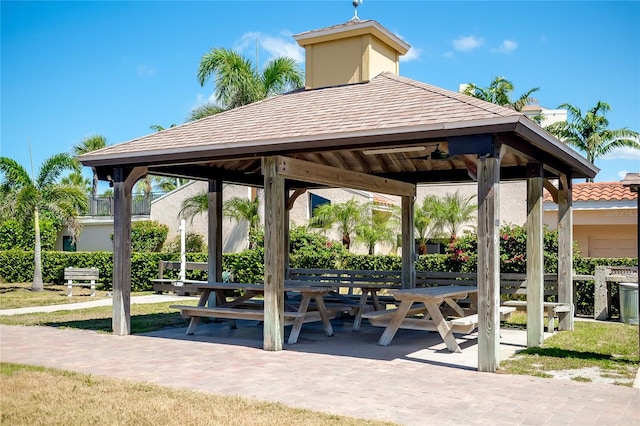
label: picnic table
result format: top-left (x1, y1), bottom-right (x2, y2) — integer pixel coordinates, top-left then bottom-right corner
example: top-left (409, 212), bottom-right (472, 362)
top-left (170, 282), bottom-right (336, 344)
top-left (364, 285), bottom-right (481, 353)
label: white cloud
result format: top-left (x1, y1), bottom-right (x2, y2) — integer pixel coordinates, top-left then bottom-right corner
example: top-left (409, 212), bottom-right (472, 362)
top-left (442, 51), bottom-right (454, 59)
top-left (136, 65), bottom-right (156, 77)
top-left (492, 40), bottom-right (518, 54)
top-left (604, 146), bottom-right (640, 160)
top-left (400, 47), bottom-right (422, 62)
top-left (235, 31), bottom-right (304, 64)
top-left (618, 169), bottom-right (630, 180)
top-left (453, 35), bottom-right (483, 52)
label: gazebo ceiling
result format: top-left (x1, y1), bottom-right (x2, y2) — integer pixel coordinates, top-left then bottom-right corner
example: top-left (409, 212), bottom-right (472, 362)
top-left (80, 72), bottom-right (598, 188)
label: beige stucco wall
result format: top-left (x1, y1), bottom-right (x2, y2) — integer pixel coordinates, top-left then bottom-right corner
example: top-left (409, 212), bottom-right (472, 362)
top-left (544, 206), bottom-right (638, 258)
top-left (305, 37), bottom-right (362, 89)
top-left (368, 35), bottom-right (399, 77)
top-left (150, 181), bottom-right (249, 253)
top-left (417, 181), bottom-right (527, 232)
top-left (56, 216), bottom-right (148, 252)
top-left (304, 34), bottom-right (399, 89)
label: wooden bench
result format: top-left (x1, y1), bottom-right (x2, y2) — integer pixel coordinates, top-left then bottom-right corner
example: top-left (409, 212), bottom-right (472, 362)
top-left (363, 304), bottom-right (515, 334)
top-left (152, 261), bottom-right (208, 295)
top-left (64, 267), bottom-right (99, 297)
top-left (169, 282), bottom-right (337, 344)
top-left (288, 268), bottom-right (569, 331)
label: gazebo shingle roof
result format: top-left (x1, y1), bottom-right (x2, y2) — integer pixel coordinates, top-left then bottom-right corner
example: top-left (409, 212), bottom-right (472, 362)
top-left (81, 73), bottom-right (520, 161)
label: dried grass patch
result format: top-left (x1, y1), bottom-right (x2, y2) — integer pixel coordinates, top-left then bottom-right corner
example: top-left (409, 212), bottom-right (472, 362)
top-left (1, 363), bottom-right (395, 426)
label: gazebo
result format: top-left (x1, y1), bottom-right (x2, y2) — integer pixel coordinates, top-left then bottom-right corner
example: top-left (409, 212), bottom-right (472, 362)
top-left (79, 19), bottom-right (598, 372)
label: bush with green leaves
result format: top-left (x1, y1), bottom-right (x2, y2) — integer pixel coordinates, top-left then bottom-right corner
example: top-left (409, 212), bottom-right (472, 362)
top-left (288, 226), bottom-right (348, 269)
top-left (444, 224), bottom-right (564, 273)
top-left (110, 220), bottom-right (168, 252)
top-left (164, 233), bottom-right (207, 253)
top-left (0, 218), bottom-right (59, 251)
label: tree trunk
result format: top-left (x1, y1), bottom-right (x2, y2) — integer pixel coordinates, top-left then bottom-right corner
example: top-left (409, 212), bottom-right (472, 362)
top-left (418, 241), bottom-right (427, 255)
top-left (91, 168), bottom-right (99, 215)
top-left (342, 233), bottom-right (350, 251)
top-left (31, 207), bottom-right (44, 292)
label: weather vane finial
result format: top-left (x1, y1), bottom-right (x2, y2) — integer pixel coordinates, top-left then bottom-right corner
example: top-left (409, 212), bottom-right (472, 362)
top-left (350, 0), bottom-right (363, 22)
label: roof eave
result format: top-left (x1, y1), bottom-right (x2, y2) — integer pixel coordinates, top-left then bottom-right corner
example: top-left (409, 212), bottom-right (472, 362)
top-left (79, 116), bottom-right (522, 168)
top-left (513, 117), bottom-right (599, 179)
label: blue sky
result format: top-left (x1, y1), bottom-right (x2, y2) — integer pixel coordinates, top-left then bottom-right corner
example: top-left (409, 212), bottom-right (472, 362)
top-left (2, 1), bottom-right (639, 188)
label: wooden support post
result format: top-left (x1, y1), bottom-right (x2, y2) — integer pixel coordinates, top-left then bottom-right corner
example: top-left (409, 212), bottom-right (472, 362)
top-left (263, 157), bottom-right (285, 351)
top-left (401, 193), bottom-right (416, 289)
top-left (476, 149), bottom-right (501, 373)
top-left (111, 166), bottom-right (146, 336)
top-left (526, 163), bottom-right (544, 346)
top-left (557, 174), bottom-right (574, 330)
top-left (208, 179), bottom-right (223, 283)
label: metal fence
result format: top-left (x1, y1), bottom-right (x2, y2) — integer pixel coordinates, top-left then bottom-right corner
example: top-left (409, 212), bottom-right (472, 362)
top-left (86, 193), bottom-right (163, 216)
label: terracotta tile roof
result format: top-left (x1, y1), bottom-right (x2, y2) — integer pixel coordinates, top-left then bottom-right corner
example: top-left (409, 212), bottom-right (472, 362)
top-left (373, 194), bottom-right (398, 206)
top-left (544, 181), bottom-right (638, 202)
top-left (80, 72), bottom-right (521, 161)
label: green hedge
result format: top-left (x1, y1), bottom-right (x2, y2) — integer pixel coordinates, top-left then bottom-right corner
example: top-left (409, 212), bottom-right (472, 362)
top-left (1, 243), bottom-right (635, 316)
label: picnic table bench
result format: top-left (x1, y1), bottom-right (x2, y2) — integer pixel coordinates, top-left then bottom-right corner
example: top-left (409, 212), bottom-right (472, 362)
top-left (288, 268), bottom-right (571, 332)
top-left (170, 282), bottom-right (336, 345)
top-left (363, 286), bottom-right (515, 353)
top-left (64, 267), bottom-right (99, 297)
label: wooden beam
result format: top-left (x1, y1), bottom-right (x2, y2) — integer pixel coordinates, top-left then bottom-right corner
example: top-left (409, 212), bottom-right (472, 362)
top-left (401, 194), bottom-right (416, 289)
top-left (476, 145), bottom-right (501, 373)
top-left (275, 155), bottom-right (415, 197)
top-left (208, 179), bottom-right (223, 284)
top-left (543, 179), bottom-right (558, 204)
top-left (557, 173), bottom-right (574, 331)
top-left (526, 163), bottom-right (545, 347)
top-left (286, 188), bottom-right (307, 211)
top-left (263, 157), bottom-right (285, 351)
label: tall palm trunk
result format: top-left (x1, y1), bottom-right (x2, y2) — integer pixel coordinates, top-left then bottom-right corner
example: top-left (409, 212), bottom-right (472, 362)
top-left (90, 167), bottom-right (99, 214)
top-left (31, 207), bottom-right (44, 291)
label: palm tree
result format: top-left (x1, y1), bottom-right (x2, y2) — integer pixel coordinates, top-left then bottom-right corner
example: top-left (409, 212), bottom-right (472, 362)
top-left (355, 203), bottom-right (399, 255)
top-left (0, 154), bottom-right (88, 291)
top-left (432, 191), bottom-right (477, 242)
top-left (60, 171), bottom-right (91, 196)
top-left (463, 76), bottom-right (539, 112)
top-left (223, 197), bottom-right (261, 249)
top-left (179, 194), bottom-right (261, 249)
top-left (309, 199), bottom-right (366, 251)
top-left (414, 195), bottom-right (442, 255)
top-left (187, 104), bottom-right (225, 122)
top-left (71, 135), bottom-right (108, 199)
top-left (195, 47), bottom-right (303, 116)
top-left (545, 101), bottom-right (639, 182)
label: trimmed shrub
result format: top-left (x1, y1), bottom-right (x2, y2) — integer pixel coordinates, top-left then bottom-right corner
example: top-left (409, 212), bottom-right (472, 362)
top-left (0, 219), bottom-right (59, 251)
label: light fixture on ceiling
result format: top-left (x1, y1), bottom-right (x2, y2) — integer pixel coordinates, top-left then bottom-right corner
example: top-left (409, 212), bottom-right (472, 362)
top-left (430, 144), bottom-right (450, 160)
top-left (362, 146), bottom-right (426, 156)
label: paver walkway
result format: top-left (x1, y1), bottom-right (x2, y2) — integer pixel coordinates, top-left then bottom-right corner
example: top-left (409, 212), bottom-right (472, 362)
top-left (1, 309), bottom-right (639, 425)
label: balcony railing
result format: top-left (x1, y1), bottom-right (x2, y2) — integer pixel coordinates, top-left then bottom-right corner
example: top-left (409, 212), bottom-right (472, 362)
top-left (85, 193), bottom-right (163, 216)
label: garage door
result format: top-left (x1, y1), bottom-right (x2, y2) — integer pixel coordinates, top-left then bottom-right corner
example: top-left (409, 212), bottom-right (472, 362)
top-left (589, 237), bottom-right (637, 258)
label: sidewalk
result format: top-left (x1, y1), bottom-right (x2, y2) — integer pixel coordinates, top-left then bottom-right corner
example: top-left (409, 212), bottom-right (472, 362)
top-left (0, 294), bottom-right (197, 316)
top-left (1, 298), bottom-right (639, 425)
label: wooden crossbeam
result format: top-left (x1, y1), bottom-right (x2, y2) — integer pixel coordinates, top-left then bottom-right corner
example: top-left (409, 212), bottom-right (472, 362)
top-left (273, 155), bottom-right (416, 197)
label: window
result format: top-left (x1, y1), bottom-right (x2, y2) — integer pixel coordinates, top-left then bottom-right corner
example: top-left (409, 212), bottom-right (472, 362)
top-left (309, 193), bottom-right (330, 217)
top-left (62, 236), bottom-right (76, 252)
